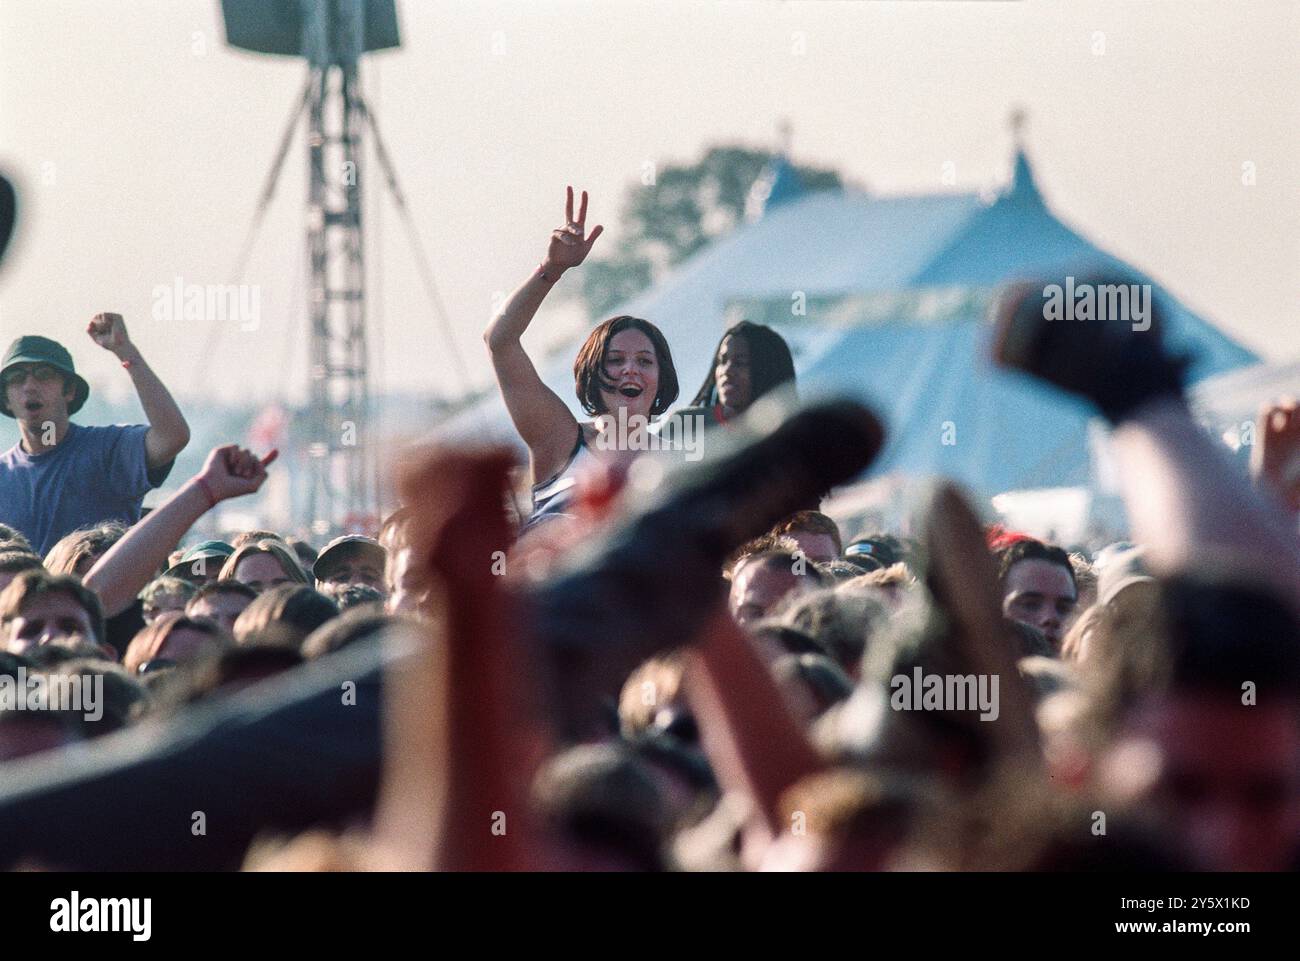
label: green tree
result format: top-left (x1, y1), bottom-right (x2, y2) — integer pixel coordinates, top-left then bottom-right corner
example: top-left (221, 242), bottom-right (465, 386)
top-left (579, 145), bottom-right (842, 318)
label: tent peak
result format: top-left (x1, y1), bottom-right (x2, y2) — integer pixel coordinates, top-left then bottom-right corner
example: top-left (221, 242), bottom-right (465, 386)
top-left (1002, 106), bottom-right (1042, 205)
top-left (745, 154), bottom-right (807, 221)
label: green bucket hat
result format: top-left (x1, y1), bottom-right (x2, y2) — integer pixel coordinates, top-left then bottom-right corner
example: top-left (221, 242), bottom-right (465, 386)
top-left (164, 540), bottom-right (236, 580)
top-left (0, 335), bottom-right (90, 417)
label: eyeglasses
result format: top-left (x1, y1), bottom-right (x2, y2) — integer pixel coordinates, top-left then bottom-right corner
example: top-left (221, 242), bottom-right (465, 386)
top-left (2, 365), bottom-right (61, 389)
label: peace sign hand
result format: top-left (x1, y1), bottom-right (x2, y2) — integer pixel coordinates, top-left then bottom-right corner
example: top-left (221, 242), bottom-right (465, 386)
top-left (544, 186), bottom-right (604, 275)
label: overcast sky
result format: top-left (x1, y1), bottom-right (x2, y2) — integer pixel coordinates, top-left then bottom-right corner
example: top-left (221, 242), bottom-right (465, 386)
top-left (1, 0), bottom-right (1295, 413)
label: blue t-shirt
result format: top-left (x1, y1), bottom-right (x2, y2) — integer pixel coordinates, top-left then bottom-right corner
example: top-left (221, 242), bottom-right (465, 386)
top-left (0, 423), bottom-right (171, 556)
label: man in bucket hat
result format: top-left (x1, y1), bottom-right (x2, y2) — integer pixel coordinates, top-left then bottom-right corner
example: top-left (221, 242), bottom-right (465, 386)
top-left (0, 314), bottom-right (191, 555)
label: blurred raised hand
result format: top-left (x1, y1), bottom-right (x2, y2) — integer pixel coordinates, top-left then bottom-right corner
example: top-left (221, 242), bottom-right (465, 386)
top-left (1252, 398), bottom-right (1300, 513)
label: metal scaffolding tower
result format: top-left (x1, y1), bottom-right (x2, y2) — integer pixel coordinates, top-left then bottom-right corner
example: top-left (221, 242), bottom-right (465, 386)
top-left (222, 0), bottom-right (399, 536)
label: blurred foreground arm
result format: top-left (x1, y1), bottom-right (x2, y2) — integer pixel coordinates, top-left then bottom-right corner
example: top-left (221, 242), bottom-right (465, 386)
top-left (528, 399), bottom-right (886, 740)
top-left (1251, 398), bottom-right (1300, 520)
top-left (992, 279), bottom-right (1299, 600)
top-left (685, 605), bottom-right (824, 848)
top-left (374, 447), bottom-right (545, 871)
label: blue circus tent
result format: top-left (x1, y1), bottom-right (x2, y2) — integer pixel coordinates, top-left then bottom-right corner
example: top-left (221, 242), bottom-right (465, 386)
top-left (443, 148), bottom-right (1255, 497)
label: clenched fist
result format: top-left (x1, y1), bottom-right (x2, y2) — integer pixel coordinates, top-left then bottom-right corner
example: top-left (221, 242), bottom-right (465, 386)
top-left (196, 444), bottom-right (279, 503)
top-left (87, 312), bottom-right (132, 356)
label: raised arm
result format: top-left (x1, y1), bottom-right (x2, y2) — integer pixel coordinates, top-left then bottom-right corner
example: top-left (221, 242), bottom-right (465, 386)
top-left (992, 278), bottom-right (1300, 601)
top-left (372, 446), bottom-right (546, 871)
top-left (1110, 398), bottom-right (1300, 594)
top-left (1251, 398), bottom-right (1300, 522)
top-left (685, 604), bottom-right (826, 854)
top-left (87, 312), bottom-right (191, 470)
top-left (84, 445), bottom-right (277, 617)
top-left (484, 187), bottom-right (604, 483)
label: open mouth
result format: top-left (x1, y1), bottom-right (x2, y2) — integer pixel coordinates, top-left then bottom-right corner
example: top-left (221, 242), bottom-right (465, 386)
top-left (618, 385), bottom-right (643, 398)
top-left (23, 401), bottom-right (41, 412)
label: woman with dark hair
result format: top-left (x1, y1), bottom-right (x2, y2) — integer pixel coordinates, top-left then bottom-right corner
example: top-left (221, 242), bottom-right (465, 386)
top-left (485, 187), bottom-right (680, 525)
top-left (679, 321), bottom-right (796, 429)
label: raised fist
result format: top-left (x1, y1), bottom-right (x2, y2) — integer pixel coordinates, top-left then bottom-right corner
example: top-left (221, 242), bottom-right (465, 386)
top-left (196, 444), bottom-right (279, 503)
top-left (87, 312), bottom-right (131, 355)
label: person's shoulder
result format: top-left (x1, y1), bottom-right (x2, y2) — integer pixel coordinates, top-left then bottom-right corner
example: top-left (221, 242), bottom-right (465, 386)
top-left (661, 406), bottom-right (715, 429)
top-left (664, 405), bottom-right (711, 421)
top-left (74, 422), bottom-right (148, 441)
top-left (66, 423), bottom-right (149, 459)
top-left (0, 439), bottom-right (22, 468)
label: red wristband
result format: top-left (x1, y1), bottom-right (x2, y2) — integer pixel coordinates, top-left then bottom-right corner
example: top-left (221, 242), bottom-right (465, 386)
top-left (121, 359), bottom-right (133, 370)
top-left (196, 477), bottom-right (218, 509)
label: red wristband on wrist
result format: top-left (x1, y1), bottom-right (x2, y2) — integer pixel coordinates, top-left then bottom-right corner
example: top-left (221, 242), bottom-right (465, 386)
top-left (196, 477), bottom-right (218, 509)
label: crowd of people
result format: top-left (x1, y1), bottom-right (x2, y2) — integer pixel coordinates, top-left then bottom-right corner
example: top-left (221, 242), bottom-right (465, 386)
top-left (0, 185), bottom-right (1296, 872)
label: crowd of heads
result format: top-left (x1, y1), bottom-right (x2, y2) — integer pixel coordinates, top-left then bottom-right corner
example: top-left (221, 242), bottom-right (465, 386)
top-left (0, 178), bottom-right (1295, 873)
top-left (0, 514), bottom-right (410, 764)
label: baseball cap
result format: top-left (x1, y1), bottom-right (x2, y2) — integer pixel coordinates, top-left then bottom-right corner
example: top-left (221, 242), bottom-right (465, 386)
top-left (1095, 544), bottom-right (1152, 606)
top-left (312, 535), bottom-right (386, 581)
top-left (844, 536), bottom-right (900, 568)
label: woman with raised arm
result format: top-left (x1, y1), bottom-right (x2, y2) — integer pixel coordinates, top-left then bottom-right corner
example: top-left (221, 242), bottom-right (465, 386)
top-left (484, 187), bottom-right (679, 527)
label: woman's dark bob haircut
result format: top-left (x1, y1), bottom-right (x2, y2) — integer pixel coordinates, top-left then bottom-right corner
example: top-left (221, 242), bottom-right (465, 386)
top-left (689, 320), bottom-right (796, 409)
top-left (573, 315), bottom-right (679, 417)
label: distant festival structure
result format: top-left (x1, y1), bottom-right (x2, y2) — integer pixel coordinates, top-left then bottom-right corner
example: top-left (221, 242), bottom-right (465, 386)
top-left (220, 0), bottom-right (400, 536)
top-left (442, 113), bottom-right (1256, 532)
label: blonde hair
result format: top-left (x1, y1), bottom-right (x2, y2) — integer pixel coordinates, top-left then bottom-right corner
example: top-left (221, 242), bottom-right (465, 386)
top-left (857, 562), bottom-right (915, 590)
top-left (1068, 552), bottom-right (1098, 609)
top-left (230, 530), bottom-right (285, 549)
top-left (1059, 604), bottom-right (1099, 663)
top-left (218, 540), bottom-right (310, 587)
top-left (617, 652), bottom-right (685, 738)
top-left (44, 522), bottom-right (126, 577)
